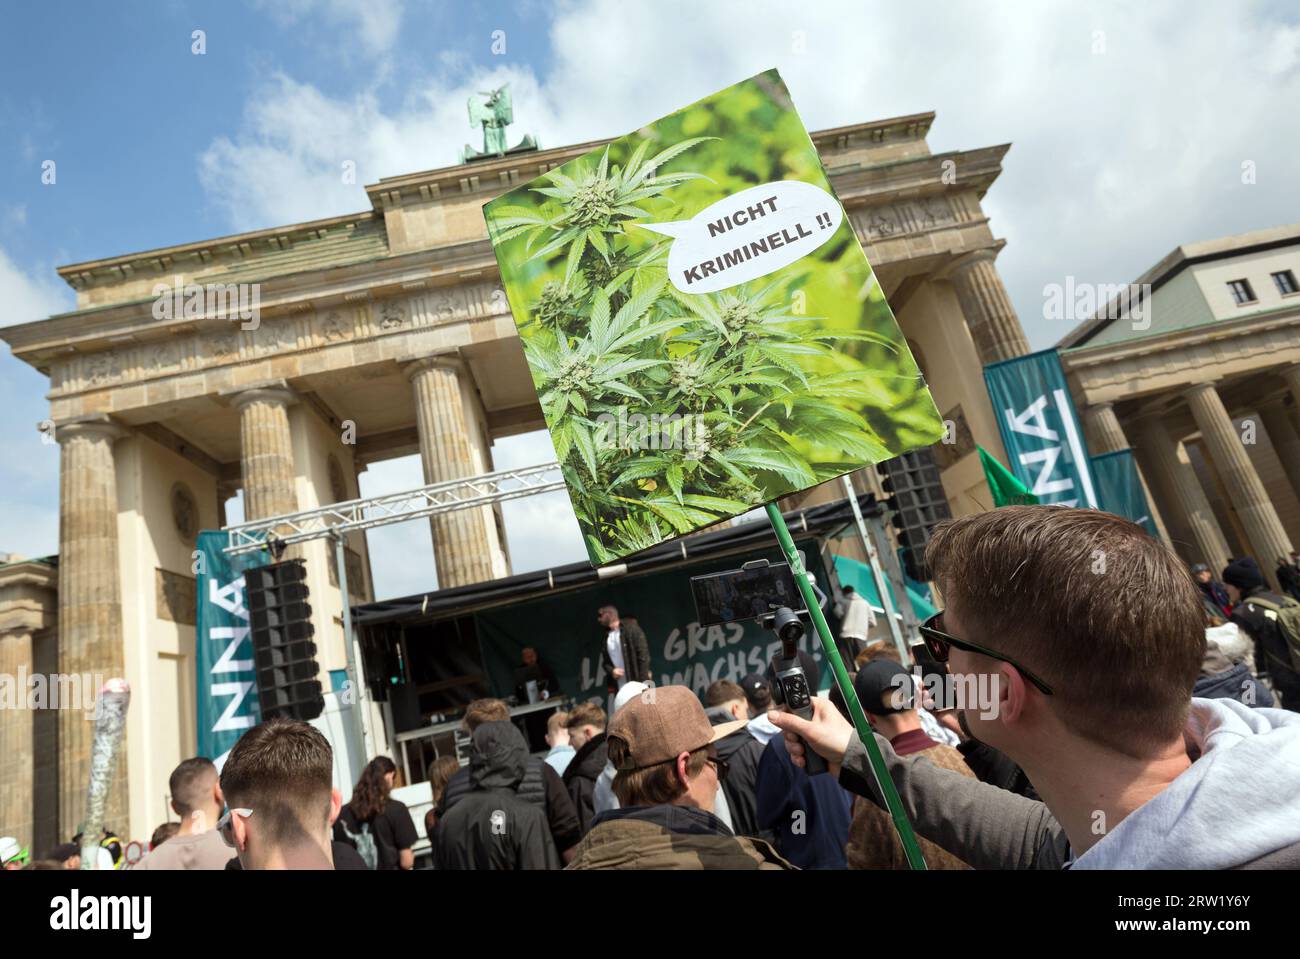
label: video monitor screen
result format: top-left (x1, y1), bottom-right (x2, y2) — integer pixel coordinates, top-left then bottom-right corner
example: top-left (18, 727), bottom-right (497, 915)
top-left (690, 563), bottom-right (806, 627)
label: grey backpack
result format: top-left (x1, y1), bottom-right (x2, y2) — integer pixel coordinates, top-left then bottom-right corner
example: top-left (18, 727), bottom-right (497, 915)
top-left (1245, 594), bottom-right (1300, 674)
top-left (340, 818), bottom-right (379, 870)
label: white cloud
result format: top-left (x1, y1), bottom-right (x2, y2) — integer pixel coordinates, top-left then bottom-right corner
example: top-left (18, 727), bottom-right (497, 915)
top-left (494, 431), bottom-right (586, 575)
top-left (0, 245), bottom-right (71, 329)
top-left (354, 456), bottom-right (436, 597)
top-left (250, 0), bottom-right (406, 58)
top-left (0, 247), bottom-right (74, 558)
top-left (202, 1), bottom-right (1300, 349)
top-left (353, 439), bottom-right (585, 599)
top-left (197, 68), bottom-right (561, 230)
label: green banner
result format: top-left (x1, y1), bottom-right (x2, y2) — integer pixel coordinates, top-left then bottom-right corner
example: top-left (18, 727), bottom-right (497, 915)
top-left (983, 348), bottom-right (1098, 509)
top-left (1091, 448), bottom-right (1158, 536)
top-left (195, 531), bottom-right (270, 766)
top-left (475, 537), bottom-right (838, 706)
top-left (978, 444), bottom-right (1040, 507)
top-left (484, 69), bottom-right (943, 566)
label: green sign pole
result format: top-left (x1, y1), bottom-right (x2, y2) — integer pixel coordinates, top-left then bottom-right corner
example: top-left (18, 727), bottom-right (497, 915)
top-left (764, 501), bottom-right (928, 870)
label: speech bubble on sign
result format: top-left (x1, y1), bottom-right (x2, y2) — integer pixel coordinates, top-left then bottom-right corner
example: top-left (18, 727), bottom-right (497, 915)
top-left (634, 180), bottom-right (844, 294)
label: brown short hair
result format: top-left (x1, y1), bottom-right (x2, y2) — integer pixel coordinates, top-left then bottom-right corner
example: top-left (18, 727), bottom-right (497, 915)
top-left (168, 756), bottom-right (218, 817)
top-left (219, 718), bottom-right (334, 843)
top-left (462, 698), bottom-right (510, 732)
top-left (610, 742), bottom-right (709, 806)
top-left (926, 506), bottom-right (1205, 757)
top-left (857, 643), bottom-right (902, 666)
top-left (547, 710), bottom-right (570, 735)
top-left (704, 680), bottom-right (745, 707)
top-left (565, 702), bottom-right (606, 731)
top-left (150, 821), bottom-right (180, 848)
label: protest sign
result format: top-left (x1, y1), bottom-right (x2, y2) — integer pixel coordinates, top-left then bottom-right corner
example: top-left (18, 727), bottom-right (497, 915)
top-left (485, 68), bottom-right (944, 565)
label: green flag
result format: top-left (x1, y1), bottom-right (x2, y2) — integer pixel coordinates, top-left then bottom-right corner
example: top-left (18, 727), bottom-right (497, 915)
top-left (979, 445), bottom-right (1039, 507)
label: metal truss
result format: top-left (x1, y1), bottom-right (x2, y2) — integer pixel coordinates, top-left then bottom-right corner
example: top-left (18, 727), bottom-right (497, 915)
top-left (224, 461), bottom-right (566, 555)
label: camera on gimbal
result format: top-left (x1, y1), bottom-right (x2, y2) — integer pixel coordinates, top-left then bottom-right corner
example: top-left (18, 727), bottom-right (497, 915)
top-left (689, 556), bottom-right (830, 775)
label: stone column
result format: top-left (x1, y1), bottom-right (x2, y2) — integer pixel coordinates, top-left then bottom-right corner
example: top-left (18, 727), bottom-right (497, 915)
top-left (405, 356), bottom-right (504, 588)
top-left (1084, 403), bottom-right (1169, 542)
top-left (1132, 413), bottom-right (1231, 571)
top-left (230, 384), bottom-right (299, 521)
top-left (55, 415), bottom-right (128, 838)
top-left (1281, 364), bottom-right (1300, 414)
top-left (0, 631), bottom-right (34, 851)
top-left (945, 249), bottom-right (1032, 364)
top-left (1083, 403), bottom-right (1129, 454)
top-left (1184, 383), bottom-right (1293, 581)
top-left (1258, 400), bottom-right (1300, 504)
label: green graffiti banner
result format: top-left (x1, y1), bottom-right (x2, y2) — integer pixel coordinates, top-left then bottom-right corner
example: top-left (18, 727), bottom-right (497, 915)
top-left (475, 537), bottom-right (839, 705)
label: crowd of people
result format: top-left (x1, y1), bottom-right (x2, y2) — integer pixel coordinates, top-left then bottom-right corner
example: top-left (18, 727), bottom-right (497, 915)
top-left (5, 506), bottom-right (1300, 872)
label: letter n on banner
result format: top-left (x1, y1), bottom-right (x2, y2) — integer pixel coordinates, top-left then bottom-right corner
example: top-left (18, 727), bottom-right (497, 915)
top-left (195, 531), bottom-right (270, 768)
top-left (983, 348), bottom-right (1098, 509)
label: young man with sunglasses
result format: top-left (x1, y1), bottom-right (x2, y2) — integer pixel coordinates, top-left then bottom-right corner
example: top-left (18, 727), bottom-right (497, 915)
top-left (772, 505), bottom-right (1300, 869)
top-left (218, 718), bottom-right (342, 870)
top-left (566, 685), bottom-right (792, 869)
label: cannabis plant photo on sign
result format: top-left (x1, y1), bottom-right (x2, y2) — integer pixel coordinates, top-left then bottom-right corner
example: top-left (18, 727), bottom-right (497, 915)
top-left (485, 69), bottom-right (944, 565)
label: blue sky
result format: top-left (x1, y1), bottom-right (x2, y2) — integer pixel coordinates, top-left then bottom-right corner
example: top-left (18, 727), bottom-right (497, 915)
top-left (3, 1), bottom-right (1298, 597)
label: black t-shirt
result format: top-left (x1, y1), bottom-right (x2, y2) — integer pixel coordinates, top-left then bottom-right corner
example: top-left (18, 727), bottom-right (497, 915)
top-left (224, 840), bottom-right (369, 870)
top-left (513, 662), bottom-right (560, 700)
top-left (333, 799), bottom-right (418, 869)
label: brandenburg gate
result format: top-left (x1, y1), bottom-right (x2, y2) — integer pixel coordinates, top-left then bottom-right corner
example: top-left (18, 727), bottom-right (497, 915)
top-left (0, 109), bottom-right (1031, 850)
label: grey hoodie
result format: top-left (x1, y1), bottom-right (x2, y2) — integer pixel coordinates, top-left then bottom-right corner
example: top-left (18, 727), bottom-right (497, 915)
top-left (841, 697), bottom-right (1300, 869)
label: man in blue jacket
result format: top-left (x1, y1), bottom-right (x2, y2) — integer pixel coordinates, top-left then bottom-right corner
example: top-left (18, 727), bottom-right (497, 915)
top-left (754, 654), bottom-right (852, 869)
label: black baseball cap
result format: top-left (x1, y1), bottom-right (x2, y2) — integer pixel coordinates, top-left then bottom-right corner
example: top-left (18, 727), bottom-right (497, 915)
top-left (739, 673), bottom-right (772, 709)
top-left (854, 660), bottom-right (917, 715)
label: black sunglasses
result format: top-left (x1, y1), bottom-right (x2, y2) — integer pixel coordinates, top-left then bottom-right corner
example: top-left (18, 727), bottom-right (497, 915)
top-left (918, 612), bottom-right (1054, 695)
top-left (705, 753), bottom-right (729, 782)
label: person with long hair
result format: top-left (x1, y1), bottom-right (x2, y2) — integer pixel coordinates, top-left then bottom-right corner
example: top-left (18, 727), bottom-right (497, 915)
top-left (333, 756), bottom-right (418, 870)
top-left (424, 755), bottom-right (461, 845)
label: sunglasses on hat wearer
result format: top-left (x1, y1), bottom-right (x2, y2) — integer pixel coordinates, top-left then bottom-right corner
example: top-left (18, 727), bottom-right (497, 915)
top-left (918, 612), bottom-right (1054, 696)
top-left (705, 751), bottom-right (729, 782)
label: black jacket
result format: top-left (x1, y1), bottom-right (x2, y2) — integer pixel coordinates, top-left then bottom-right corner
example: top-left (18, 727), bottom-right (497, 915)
top-left (225, 841), bottom-right (367, 870)
top-left (956, 740), bottom-right (1041, 802)
top-left (600, 620), bottom-right (652, 690)
top-left (563, 732), bottom-right (608, 835)
top-left (714, 726), bottom-right (766, 840)
top-left (1277, 563), bottom-right (1300, 601)
top-left (438, 753), bottom-right (581, 854)
top-left (1231, 588), bottom-right (1300, 710)
top-left (432, 721), bottom-right (560, 870)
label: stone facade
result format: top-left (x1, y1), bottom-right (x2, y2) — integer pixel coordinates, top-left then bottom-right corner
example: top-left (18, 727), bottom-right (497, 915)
top-left (0, 558), bottom-right (59, 856)
top-left (1061, 225), bottom-right (1300, 587)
